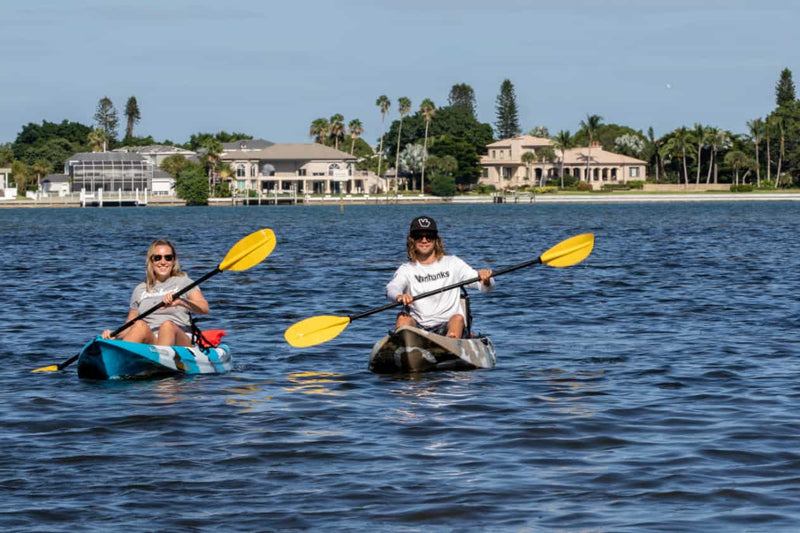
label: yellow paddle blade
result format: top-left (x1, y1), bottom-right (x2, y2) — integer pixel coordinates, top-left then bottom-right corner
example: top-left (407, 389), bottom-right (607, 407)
top-left (219, 228), bottom-right (276, 271)
top-left (284, 315), bottom-right (351, 348)
top-left (31, 365), bottom-right (58, 373)
top-left (540, 233), bottom-right (595, 268)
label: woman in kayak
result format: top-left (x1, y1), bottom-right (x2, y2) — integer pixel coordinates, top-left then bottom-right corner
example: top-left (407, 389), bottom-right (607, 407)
top-left (101, 239), bottom-right (209, 346)
top-left (386, 216), bottom-right (494, 338)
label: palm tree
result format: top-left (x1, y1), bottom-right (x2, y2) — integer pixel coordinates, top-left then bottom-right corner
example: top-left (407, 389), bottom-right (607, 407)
top-left (394, 97), bottom-right (411, 193)
top-left (646, 126), bottom-right (660, 183)
top-left (31, 160), bottom-right (51, 192)
top-left (662, 127), bottom-right (692, 187)
top-left (419, 98), bottom-right (436, 194)
top-left (537, 146), bottom-right (557, 186)
top-left (202, 138), bottom-right (223, 197)
top-left (747, 118), bottom-right (763, 187)
top-left (553, 130), bottom-right (572, 189)
top-left (329, 114), bottom-right (345, 150)
top-left (709, 129), bottom-right (731, 184)
top-left (309, 118), bottom-right (330, 144)
top-left (521, 151), bottom-right (536, 188)
top-left (691, 123), bottom-right (709, 185)
top-left (375, 95), bottom-right (391, 179)
top-left (88, 128), bottom-right (109, 152)
top-left (773, 116), bottom-right (786, 185)
top-left (348, 119), bottom-right (364, 155)
top-left (724, 150), bottom-right (752, 186)
top-left (579, 114), bottom-right (603, 183)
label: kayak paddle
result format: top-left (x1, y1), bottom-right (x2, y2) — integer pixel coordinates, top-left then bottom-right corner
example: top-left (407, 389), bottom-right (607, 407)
top-left (284, 233), bottom-right (594, 348)
top-left (32, 228), bottom-right (277, 373)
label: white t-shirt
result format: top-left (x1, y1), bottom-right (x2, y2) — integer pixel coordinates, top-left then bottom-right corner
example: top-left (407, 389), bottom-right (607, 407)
top-left (386, 255), bottom-right (494, 328)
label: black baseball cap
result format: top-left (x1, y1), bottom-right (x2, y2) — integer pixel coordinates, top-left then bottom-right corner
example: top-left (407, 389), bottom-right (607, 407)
top-left (409, 216), bottom-right (438, 235)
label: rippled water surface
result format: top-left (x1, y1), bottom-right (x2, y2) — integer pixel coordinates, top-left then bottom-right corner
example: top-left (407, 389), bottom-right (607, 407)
top-left (2, 202), bottom-right (800, 531)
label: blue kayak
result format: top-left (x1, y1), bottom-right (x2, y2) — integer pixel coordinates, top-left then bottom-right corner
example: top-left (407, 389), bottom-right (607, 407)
top-left (77, 336), bottom-right (232, 380)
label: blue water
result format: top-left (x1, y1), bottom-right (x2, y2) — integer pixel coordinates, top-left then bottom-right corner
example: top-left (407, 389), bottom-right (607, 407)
top-left (2, 202), bottom-right (800, 531)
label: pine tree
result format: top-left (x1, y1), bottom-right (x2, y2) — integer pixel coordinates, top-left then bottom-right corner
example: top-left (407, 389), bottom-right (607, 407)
top-left (124, 96), bottom-right (141, 140)
top-left (776, 68), bottom-right (796, 107)
top-left (494, 79), bottom-right (520, 140)
top-left (94, 97), bottom-right (119, 142)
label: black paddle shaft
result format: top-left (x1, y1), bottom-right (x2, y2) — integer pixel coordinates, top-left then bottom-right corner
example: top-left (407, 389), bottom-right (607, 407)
top-left (56, 267), bottom-right (222, 371)
top-left (349, 257), bottom-right (542, 321)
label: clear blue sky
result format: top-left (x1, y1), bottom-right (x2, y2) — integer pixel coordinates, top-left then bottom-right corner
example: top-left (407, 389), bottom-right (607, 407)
top-left (1, 0), bottom-right (795, 146)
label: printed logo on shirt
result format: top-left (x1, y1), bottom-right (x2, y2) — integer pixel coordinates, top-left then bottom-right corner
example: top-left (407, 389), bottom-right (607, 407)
top-left (415, 271), bottom-right (449, 283)
top-left (141, 288), bottom-right (175, 300)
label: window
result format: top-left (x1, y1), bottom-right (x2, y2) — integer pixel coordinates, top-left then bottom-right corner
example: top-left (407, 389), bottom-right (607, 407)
top-left (629, 166), bottom-right (640, 177)
top-left (237, 164), bottom-right (245, 177)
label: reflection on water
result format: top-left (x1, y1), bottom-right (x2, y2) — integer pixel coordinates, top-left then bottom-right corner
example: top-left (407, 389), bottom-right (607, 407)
top-left (284, 371), bottom-right (344, 395)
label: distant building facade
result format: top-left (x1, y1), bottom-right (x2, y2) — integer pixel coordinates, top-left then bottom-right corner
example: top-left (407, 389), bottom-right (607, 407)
top-left (220, 142), bottom-right (378, 195)
top-left (0, 167), bottom-right (14, 199)
top-left (480, 135), bottom-right (647, 190)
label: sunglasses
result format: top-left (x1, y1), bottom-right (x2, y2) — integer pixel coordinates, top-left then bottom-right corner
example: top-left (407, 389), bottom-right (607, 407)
top-left (151, 254), bottom-right (174, 262)
top-left (412, 233), bottom-right (437, 241)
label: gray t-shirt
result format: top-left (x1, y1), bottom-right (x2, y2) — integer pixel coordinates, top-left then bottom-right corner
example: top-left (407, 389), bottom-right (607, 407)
top-left (130, 276), bottom-right (196, 331)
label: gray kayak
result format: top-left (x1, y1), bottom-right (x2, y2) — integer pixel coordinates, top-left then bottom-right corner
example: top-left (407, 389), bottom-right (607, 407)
top-left (369, 325), bottom-right (497, 373)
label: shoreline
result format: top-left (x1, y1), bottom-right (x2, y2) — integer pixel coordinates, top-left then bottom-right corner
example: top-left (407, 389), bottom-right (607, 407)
top-left (2, 192), bottom-right (800, 208)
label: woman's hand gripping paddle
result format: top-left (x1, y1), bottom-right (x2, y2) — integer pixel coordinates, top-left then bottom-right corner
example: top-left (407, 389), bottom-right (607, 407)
top-left (32, 228), bottom-right (277, 373)
top-left (284, 233), bottom-right (594, 348)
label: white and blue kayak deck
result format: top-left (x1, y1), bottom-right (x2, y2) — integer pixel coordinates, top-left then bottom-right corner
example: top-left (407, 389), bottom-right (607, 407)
top-left (77, 336), bottom-right (232, 380)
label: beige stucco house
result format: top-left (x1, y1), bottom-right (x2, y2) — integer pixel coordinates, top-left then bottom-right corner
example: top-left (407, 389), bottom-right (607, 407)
top-left (480, 135), bottom-right (647, 190)
top-left (221, 142), bottom-right (378, 195)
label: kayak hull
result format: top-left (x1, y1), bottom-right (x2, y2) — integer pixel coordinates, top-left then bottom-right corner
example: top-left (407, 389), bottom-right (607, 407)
top-left (76, 337), bottom-right (232, 380)
top-left (369, 326), bottom-right (496, 373)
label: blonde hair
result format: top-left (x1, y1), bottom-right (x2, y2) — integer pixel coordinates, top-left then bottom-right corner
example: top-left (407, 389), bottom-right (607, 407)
top-left (406, 235), bottom-right (445, 262)
top-left (145, 239), bottom-right (185, 290)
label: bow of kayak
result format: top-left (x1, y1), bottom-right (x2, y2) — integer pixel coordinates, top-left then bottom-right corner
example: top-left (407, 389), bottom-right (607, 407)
top-left (77, 336), bottom-right (232, 380)
top-left (369, 326), bottom-right (496, 373)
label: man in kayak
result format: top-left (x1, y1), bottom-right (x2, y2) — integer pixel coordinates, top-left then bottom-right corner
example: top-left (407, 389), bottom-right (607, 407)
top-left (386, 216), bottom-right (494, 338)
top-left (101, 239), bottom-right (209, 346)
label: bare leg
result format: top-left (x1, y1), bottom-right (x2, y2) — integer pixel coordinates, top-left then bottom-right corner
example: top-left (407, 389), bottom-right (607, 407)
top-left (395, 311), bottom-right (417, 331)
top-left (120, 320), bottom-right (157, 344)
top-left (446, 314), bottom-right (465, 339)
top-left (156, 321), bottom-right (192, 346)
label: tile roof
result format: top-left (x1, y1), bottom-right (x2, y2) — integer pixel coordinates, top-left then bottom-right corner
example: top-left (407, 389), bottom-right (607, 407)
top-left (222, 139), bottom-right (275, 151)
top-left (221, 143), bottom-right (356, 161)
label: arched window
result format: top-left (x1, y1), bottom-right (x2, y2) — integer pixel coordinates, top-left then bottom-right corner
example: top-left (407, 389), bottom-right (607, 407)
top-left (237, 164), bottom-right (246, 177)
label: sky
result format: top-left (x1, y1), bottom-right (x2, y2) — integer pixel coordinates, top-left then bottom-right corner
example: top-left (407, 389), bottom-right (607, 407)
top-left (1, 0), bottom-right (796, 146)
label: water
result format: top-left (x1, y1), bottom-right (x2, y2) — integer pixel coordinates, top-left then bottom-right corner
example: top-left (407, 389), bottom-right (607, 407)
top-left (2, 202), bottom-right (800, 531)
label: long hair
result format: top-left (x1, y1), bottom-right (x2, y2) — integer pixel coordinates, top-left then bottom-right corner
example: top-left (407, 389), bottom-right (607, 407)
top-left (145, 239), bottom-right (185, 290)
top-left (406, 235), bottom-right (446, 262)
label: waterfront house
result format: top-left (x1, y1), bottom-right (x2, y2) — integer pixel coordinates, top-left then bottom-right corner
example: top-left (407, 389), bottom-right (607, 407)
top-left (220, 142), bottom-right (379, 196)
top-left (480, 135), bottom-right (647, 190)
top-left (60, 152), bottom-right (175, 196)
